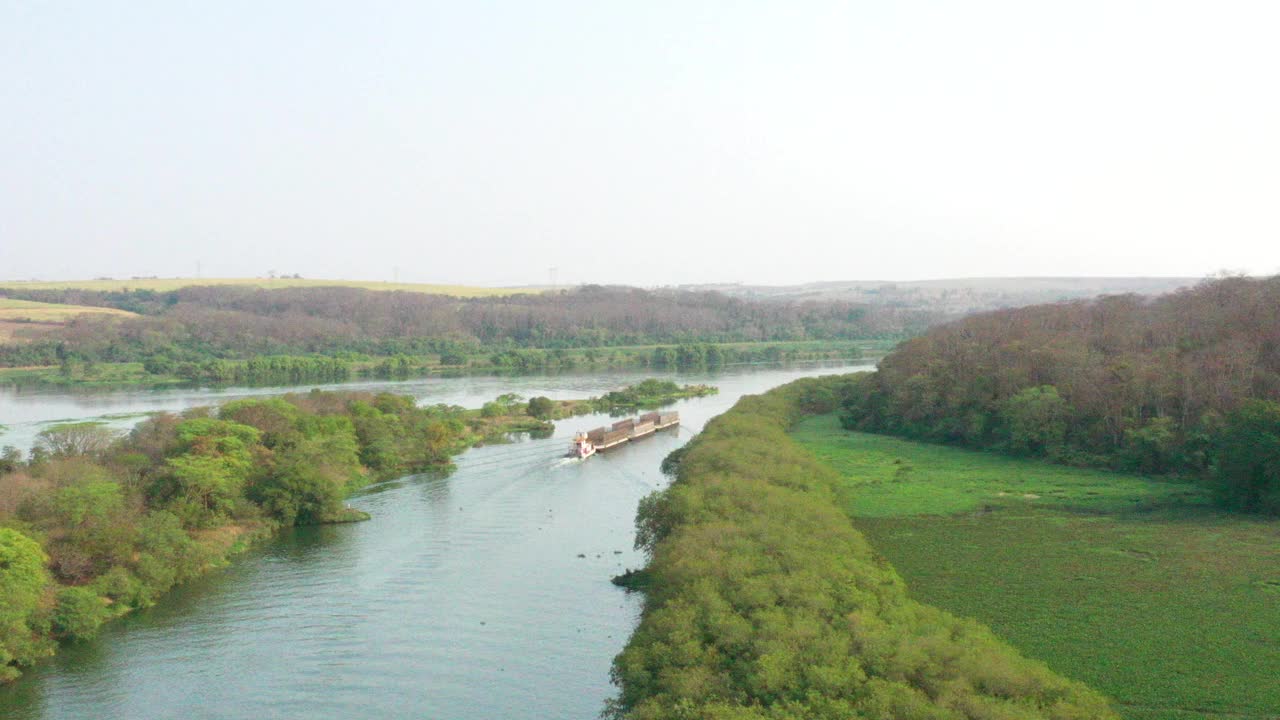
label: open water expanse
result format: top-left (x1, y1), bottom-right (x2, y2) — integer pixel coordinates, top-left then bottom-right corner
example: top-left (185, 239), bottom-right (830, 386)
top-left (0, 363), bottom-right (869, 720)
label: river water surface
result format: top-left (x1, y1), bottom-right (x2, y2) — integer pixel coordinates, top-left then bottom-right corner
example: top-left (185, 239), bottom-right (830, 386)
top-left (0, 364), bottom-right (868, 719)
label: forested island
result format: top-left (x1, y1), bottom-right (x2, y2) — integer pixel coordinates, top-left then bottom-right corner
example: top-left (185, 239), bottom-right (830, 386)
top-left (0, 284), bottom-right (918, 387)
top-left (0, 379), bottom-right (711, 682)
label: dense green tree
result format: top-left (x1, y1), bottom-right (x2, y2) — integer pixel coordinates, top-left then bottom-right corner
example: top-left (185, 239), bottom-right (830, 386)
top-left (250, 430), bottom-right (363, 525)
top-left (1121, 416), bottom-right (1181, 473)
top-left (526, 396), bottom-right (555, 419)
top-left (0, 446), bottom-right (21, 474)
top-left (53, 480), bottom-right (124, 528)
top-left (1213, 400), bottom-right (1280, 513)
top-left (651, 346), bottom-right (676, 368)
top-left (219, 398), bottom-right (303, 449)
top-left (1004, 385), bottom-right (1069, 457)
top-left (160, 418), bottom-right (260, 524)
top-left (0, 528), bottom-right (52, 680)
top-left (142, 354), bottom-right (175, 375)
top-left (51, 587), bottom-right (109, 641)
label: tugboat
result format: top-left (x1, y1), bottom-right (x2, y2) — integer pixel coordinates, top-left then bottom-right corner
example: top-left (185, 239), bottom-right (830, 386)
top-left (566, 411), bottom-right (679, 459)
top-left (567, 432), bottom-right (597, 459)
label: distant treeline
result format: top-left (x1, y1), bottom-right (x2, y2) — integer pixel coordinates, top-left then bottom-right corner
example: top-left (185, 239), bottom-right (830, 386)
top-left (609, 375), bottom-right (1114, 719)
top-left (0, 285), bottom-right (930, 369)
top-left (8, 342), bottom-right (863, 388)
top-left (0, 390), bottom-right (476, 682)
top-left (841, 274), bottom-right (1280, 513)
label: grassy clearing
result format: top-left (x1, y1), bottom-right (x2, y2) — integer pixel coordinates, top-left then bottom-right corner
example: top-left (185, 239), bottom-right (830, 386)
top-left (0, 277), bottom-right (543, 296)
top-left (792, 413), bottom-right (1280, 720)
top-left (793, 414), bottom-right (1208, 517)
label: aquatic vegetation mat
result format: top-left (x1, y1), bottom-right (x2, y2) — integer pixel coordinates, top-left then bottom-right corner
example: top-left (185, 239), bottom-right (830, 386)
top-left (793, 413), bottom-right (1280, 720)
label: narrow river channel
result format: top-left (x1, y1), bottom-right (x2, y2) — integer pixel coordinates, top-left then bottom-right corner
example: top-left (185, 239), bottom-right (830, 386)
top-left (0, 363), bottom-right (869, 720)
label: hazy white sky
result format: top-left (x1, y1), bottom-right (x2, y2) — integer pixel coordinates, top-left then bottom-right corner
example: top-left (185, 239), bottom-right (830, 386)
top-left (2, 1), bottom-right (1277, 286)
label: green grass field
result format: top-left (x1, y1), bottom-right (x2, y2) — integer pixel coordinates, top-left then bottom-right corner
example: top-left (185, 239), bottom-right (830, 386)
top-left (792, 413), bottom-right (1280, 720)
top-left (0, 277), bottom-right (543, 296)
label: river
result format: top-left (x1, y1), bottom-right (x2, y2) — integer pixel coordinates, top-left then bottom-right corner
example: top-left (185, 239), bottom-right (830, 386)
top-left (0, 363), bottom-right (869, 720)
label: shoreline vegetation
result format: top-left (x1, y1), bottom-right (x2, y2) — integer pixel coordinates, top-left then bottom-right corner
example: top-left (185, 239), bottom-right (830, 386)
top-left (0, 339), bottom-right (881, 390)
top-left (0, 379), bottom-right (712, 683)
top-left (0, 284), bottom-right (925, 392)
top-left (608, 375), bottom-right (1116, 719)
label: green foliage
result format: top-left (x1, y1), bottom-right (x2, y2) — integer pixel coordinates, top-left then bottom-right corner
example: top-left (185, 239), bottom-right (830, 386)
top-left (1004, 385), bottom-right (1069, 457)
top-left (1, 285), bottom-right (912, 383)
top-left (1119, 417), bottom-right (1180, 474)
top-left (1213, 399), bottom-right (1280, 513)
top-left (51, 586), bottom-right (109, 641)
top-left (251, 431), bottom-right (362, 525)
top-left (160, 418), bottom-right (260, 524)
top-left (610, 376), bottom-right (1115, 720)
top-left (650, 346), bottom-right (676, 368)
top-left (53, 480), bottom-right (124, 528)
top-left (219, 397), bottom-right (302, 448)
top-left (0, 387), bottom-right (486, 683)
top-left (595, 379), bottom-right (716, 412)
top-left (526, 396), bottom-right (555, 419)
top-left (0, 446), bottom-right (20, 474)
top-left (129, 510), bottom-right (211, 605)
top-left (0, 528), bottom-right (52, 679)
top-left (840, 276), bottom-right (1280, 512)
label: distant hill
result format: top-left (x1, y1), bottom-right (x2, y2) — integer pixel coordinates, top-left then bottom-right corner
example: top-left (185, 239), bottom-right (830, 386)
top-left (0, 277), bottom-right (544, 298)
top-left (679, 277), bottom-right (1199, 314)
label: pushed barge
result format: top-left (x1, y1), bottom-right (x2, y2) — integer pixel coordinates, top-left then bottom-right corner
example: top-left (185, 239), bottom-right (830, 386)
top-left (567, 411), bottom-right (679, 458)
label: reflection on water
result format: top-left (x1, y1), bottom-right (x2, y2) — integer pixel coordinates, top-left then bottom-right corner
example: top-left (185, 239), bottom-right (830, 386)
top-left (0, 363), bottom-right (868, 720)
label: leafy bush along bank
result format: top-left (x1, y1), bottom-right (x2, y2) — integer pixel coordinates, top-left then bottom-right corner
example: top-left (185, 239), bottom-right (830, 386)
top-left (0, 390), bottom-right (482, 682)
top-left (609, 376), bottom-right (1116, 720)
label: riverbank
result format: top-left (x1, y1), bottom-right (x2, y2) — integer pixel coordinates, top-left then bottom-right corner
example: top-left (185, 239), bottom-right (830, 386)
top-left (0, 364), bottom-right (873, 719)
top-left (0, 340), bottom-right (886, 390)
top-left (609, 374), bottom-right (1115, 719)
top-left (0, 379), bottom-right (715, 683)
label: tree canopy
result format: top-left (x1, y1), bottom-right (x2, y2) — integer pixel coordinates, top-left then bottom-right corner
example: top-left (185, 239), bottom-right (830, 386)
top-left (839, 275), bottom-right (1280, 514)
